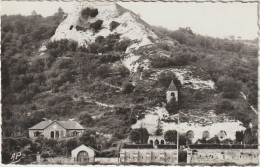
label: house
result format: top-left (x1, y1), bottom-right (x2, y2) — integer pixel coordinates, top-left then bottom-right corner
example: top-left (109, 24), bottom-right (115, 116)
top-left (28, 120), bottom-right (85, 139)
top-left (166, 80), bottom-right (178, 103)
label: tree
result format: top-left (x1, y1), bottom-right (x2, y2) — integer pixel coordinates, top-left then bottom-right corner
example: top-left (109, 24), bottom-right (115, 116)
top-left (157, 72), bottom-right (181, 89)
top-left (155, 119), bottom-right (163, 136)
top-left (164, 130), bottom-right (177, 143)
top-left (166, 97), bottom-right (178, 114)
top-left (235, 131), bottom-right (244, 144)
top-left (129, 128), bottom-right (149, 144)
top-left (66, 138), bottom-right (78, 155)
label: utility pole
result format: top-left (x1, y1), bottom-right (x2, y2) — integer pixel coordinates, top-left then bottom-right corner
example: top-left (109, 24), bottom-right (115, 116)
top-left (176, 114), bottom-right (179, 164)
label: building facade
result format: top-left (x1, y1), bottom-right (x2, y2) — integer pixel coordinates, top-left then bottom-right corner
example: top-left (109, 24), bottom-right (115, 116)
top-left (71, 144), bottom-right (96, 164)
top-left (29, 120), bottom-right (85, 139)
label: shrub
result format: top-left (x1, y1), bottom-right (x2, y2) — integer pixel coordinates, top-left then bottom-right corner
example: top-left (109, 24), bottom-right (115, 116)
top-left (216, 100), bottom-right (234, 114)
top-left (90, 20), bottom-right (103, 32)
top-left (113, 39), bottom-right (131, 52)
top-left (164, 130), bottom-right (177, 143)
top-left (122, 82), bottom-right (135, 94)
top-left (166, 97), bottom-right (178, 114)
top-left (157, 72), bottom-right (181, 89)
top-left (110, 21), bottom-right (120, 31)
top-left (129, 128), bottom-right (149, 144)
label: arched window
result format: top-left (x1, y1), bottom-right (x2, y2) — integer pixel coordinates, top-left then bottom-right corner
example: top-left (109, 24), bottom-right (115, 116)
top-left (171, 92), bottom-right (175, 97)
top-left (155, 139), bottom-right (159, 145)
top-left (202, 131), bottom-right (210, 139)
top-left (186, 130), bottom-right (194, 140)
top-left (150, 140), bottom-right (153, 145)
top-left (51, 131), bottom-right (54, 139)
top-left (218, 130), bottom-right (227, 139)
top-left (161, 140), bottom-right (165, 144)
top-left (69, 25), bottom-right (73, 30)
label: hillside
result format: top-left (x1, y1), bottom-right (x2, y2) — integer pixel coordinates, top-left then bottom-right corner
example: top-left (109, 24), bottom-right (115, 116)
top-left (1, 2), bottom-right (258, 164)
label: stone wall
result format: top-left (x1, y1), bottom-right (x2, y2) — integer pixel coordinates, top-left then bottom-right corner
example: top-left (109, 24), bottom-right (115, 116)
top-left (120, 148), bottom-right (178, 164)
top-left (187, 149), bottom-right (259, 165)
top-left (95, 157), bottom-right (119, 164)
top-left (38, 156), bottom-right (73, 164)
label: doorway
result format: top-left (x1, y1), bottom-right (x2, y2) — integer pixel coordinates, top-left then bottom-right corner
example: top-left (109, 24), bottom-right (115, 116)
top-left (77, 151), bottom-right (89, 163)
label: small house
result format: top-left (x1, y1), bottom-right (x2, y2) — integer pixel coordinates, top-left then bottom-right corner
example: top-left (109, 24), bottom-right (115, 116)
top-left (29, 120), bottom-right (85, 139)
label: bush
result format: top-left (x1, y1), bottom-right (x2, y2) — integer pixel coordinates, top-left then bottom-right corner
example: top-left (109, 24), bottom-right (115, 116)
top-left (129, 128), bottom-right (149, 144)
top-left (122, 82), bottom-right (135, 94)
top-left (110, 21), bottom-right (120, 31)
top-left (90, 20), bottom-right (103, 32)
top-left (164, 130), bottom-right (177, 143)
top-left (113, 39), bottom-right (131, 52)
top-left (216, 100), bottom-right (234, 114)
top-left (157, 72), bottom-right (181, 89)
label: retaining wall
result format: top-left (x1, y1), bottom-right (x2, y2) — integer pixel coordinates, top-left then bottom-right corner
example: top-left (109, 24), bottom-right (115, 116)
top-left (187, 149), bottom-right (259, 165)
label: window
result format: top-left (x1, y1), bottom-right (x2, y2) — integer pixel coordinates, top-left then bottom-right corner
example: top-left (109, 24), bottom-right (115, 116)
top-left (202, 131), bottom-right (210, 139)
top-left (161, 140), bottom-right (165, 144)
top-left (34, 131), bottom-right (41, 137)
top-left (155, 139), bottom-right (159, 145)
top-left (171, 92), bottom-right (175, 97)
top-left (73, 131), bottom-right (78, 136)
top-left (150, 140), bottom-right (153, 145)
top-left (55, 131), bottom-right (59, 139)
top-left (51, 131), bottom-right (54, 139)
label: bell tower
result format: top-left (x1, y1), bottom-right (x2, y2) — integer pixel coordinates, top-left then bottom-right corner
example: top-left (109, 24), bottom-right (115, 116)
top-left (166, 80), bottom-right (178, 103)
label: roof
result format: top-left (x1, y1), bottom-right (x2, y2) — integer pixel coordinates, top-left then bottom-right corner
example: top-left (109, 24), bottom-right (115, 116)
top-left (167, 80), bottom-right (177, 91)
top-left (29, 120), bottom-right (85, 130)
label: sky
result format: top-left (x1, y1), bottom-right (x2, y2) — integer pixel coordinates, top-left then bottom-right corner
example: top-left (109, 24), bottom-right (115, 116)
top-left (1, 1), bottom-right (258, 40)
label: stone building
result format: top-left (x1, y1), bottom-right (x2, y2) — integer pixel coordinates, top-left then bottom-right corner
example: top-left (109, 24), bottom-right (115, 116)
top-left (148, 136), bottom-right (165, 146)
top-left (29, 120), bottom-right (85, 139)
top-left (120, 144), bottom-right (178, 164)
top-left (71, 144), bottom-right (96, 164)
top-left (166, 80), bottom-right (178, 103)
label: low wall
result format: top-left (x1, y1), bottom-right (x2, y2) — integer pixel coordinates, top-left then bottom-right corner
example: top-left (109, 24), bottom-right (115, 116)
top-left (120, 148), bottom-right (178, 164)
top-left (187, 149), bottom-right (259, 165)
top-left (95, 157), bottom-right (119, 164)
top-left (39, 156), bottom-right (73, 164)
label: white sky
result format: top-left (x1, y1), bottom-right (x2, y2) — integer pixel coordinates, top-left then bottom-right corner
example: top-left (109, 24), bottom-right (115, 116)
top-left (1, 1), bottom-right (258, 40)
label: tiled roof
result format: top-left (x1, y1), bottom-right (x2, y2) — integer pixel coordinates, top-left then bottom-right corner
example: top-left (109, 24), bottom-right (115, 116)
top-left (29, 120), bottom-right (85, 130)
top-left (167, 80), bottom-right (177, 91)
top-left (28, 120), bottom-right (52, 130)
top-left (58, 121), bottom-right (85, 130)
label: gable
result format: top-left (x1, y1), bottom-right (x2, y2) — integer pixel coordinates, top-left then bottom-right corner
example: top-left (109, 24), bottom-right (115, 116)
top-left (44, 121), bottom-right (66, 131)
top-left (71, 145), bottom-right (96, 157)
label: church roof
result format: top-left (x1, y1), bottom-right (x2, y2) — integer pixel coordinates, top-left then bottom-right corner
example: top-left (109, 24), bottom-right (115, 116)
top-left (167, 80), bottom-right (177, 91)
top-left (29, 120), bottom-right (85, 130)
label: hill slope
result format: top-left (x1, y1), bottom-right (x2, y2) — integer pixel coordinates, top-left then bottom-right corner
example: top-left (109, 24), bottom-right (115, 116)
top-left (1, 2), bottom-right (258, 155)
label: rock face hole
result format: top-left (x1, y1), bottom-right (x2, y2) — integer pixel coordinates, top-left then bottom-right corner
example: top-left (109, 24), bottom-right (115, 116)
top-left (81, 8), bottom-right (98, 19)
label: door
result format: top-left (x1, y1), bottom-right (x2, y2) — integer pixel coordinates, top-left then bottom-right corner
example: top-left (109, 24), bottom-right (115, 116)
top-left (77, 151), bottom-right (89, 163)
